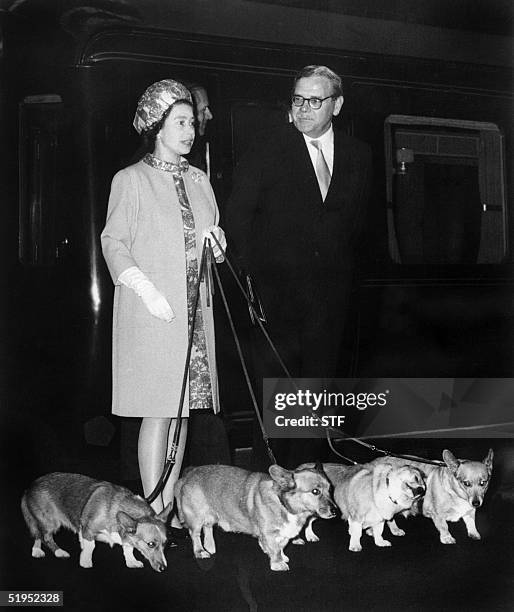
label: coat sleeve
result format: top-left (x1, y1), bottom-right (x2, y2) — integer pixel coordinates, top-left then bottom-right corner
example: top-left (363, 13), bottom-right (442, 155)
top-left (101, 169), bottom-right (139, 284)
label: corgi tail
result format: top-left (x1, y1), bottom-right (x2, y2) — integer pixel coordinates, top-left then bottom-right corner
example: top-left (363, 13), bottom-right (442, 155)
top-left (173, 479), bottom-right (185, 525)
top-left (21, 492), bottom-right (42, 539)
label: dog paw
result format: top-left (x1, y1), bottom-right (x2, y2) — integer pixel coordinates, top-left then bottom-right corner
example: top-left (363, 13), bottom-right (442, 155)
top-left (194, 550), bottom-right (212, 559)
top-left (271, 561), bottom-right (290, 571)
top-left (391, 528), bottom-right (405, 537)
top-left (54, 549), bottom-right (70, 559)
top-left (292, 537), bottom-right (305, 545)
top-left (305, 533), bottom-right (319, 543)
top-left (79, 558), bottom-right (93, 569)
top-left (440, 534), bottom-right (456, 545)
top-left (468, 532), bottom-right (481, 541)
top-left (365, 527), bottom-right (373, 537)
top-left (349, 544), bottom-right (362, 552)
top-left (31, 548), bottom-right (45, 559)
top-left (375, 539), bottom-right (392, 548)
top-left (126, 559), bottom-right (144, 569)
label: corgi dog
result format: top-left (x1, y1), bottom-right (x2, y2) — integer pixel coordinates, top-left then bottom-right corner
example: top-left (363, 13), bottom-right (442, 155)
top-left (298, 461), bottom-right (426, 551)
top-left (21, 472), bottom-right (171, 571)
top-left (174, 463), bottom-right (336, 571)
top-left (418, 449), bottom-right (494, 544)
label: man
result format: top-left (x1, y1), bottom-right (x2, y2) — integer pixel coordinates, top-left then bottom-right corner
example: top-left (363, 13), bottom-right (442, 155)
top-left (225, 65), bottom-right (372, 468)
top-left (188, 83), bottom-right (214, 175)
top-left (190, 84), bottom-right (214, 137)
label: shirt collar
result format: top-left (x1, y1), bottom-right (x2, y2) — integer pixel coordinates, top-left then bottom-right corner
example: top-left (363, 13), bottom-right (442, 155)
top-left (305, 125), bottom-right (334, 149)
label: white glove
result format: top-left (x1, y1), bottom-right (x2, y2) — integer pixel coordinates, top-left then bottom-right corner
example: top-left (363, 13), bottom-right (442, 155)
top-left (118, 267), bottom-right (175, 323)
top-left (202, 225), bottom-right (226, 262)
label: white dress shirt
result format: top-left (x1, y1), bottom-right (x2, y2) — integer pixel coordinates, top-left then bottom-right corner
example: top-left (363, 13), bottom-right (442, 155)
top-left (303, 126), bottom-right (334, 175)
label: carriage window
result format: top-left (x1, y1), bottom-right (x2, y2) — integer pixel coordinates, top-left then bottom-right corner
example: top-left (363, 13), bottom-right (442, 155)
top-left (19, 95), bottom-right (64, 266)
top-left (385, 115), bottom-right (507, 264)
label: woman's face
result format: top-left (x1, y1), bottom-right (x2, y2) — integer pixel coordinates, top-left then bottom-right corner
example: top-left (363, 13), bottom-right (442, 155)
top-left (155, 103), bottom-right (195, 161)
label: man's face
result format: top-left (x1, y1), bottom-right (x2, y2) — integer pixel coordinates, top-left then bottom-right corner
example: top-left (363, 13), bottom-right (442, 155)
top-left (291, 76), bottom-right (343, 138)
top-left (192, 87), bottom-right (213, 136)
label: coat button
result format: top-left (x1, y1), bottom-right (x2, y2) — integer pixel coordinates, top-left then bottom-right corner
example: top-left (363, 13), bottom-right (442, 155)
top-left (314, 250), bottom-right (320, 257)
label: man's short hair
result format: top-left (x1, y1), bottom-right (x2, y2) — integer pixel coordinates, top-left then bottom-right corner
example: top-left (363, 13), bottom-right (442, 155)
top-left (187, 83), bottom-right (206, 96)
top-left (293, 65), bottom-right (343, 98)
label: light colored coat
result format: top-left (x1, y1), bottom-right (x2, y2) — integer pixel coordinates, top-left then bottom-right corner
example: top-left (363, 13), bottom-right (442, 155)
top-left (101, 159), bottom-right (220, 418)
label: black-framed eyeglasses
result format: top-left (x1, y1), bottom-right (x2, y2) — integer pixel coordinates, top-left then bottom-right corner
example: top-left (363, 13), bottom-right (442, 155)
top-left (291, 95), bottom-right (334, 110)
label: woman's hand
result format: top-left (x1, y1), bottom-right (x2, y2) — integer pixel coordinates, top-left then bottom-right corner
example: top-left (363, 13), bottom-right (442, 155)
top-left (118, 266), bottom-right (175, 322)
top-left (202, 225), bottom-right (226, 262)
top-left (139, 285), bottom-right (175, 322)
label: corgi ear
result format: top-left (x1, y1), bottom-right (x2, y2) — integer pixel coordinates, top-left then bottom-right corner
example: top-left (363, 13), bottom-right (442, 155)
top-left (269, 464), bottom-right (295, 489)
top-left (484, 448), bottom-right (494, 474)
top-left (314, 461), bottom-right (325, 475)
top-left (117, 511), bottom-right (137, 534)
top-left (156, 501), bottom-right (174, 523)
top-left (442, 449), bottom-right (459, 473)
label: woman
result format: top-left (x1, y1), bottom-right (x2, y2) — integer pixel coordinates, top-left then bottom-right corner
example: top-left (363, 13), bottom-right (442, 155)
top-left (101, 79), bottom-right (226, 512)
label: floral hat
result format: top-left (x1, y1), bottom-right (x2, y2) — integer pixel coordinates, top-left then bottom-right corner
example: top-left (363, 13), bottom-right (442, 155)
top-left (133, 79), bottom-right (192, 134)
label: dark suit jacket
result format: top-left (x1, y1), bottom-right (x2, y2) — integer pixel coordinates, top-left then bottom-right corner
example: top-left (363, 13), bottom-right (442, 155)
top-left (225, 123), bottom-right (372, 291)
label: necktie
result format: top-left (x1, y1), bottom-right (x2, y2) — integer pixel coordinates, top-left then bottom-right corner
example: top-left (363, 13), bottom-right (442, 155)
top-left (311, 140), bottom-right (331, 201)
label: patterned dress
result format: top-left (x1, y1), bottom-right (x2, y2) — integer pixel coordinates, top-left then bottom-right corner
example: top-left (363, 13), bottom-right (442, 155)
top-left (143, 153), bottom-right (213, 411)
